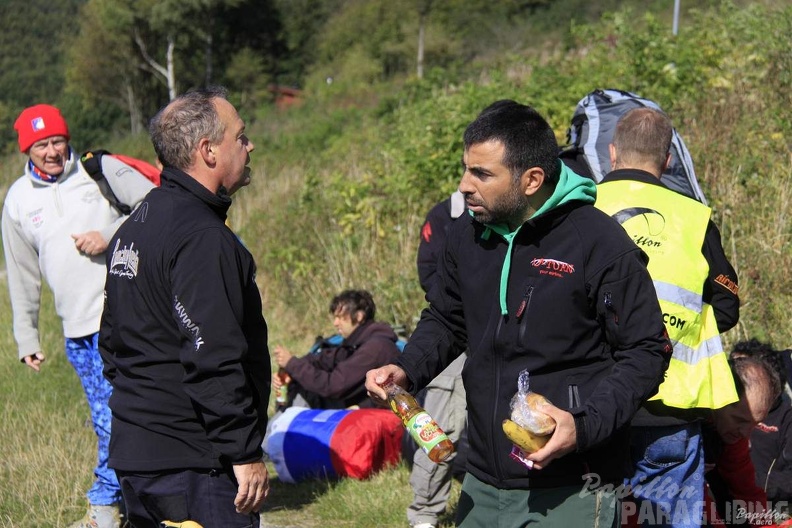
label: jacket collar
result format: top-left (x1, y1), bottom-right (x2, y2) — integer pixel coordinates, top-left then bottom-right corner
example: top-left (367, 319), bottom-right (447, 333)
top-left (477, 163), bottom-right (596, 316)
top-left (160, 167), bottom-right (232, 220)
top-left (601, 168), bottom-right (669, 189)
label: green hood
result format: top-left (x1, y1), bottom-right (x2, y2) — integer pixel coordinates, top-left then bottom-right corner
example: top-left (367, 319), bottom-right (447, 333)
top-left (478, 163), bottom-right (597, 315)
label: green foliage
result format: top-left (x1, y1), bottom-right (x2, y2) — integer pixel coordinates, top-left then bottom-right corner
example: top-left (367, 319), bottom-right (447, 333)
top-left (61, 0), bottom-right (286, 138)
top-left (244, 0), bottom-right (792, 351)
top-left (1, 2), bottom-right (791, 525)
top-left (0, 0), bottom-right (86, 152)
top-left (0, 101), bottom-right (17, 154)
top-left (65, 0), bottom-right (142, 112)
top-left (379, 85), bottom-right (488, 205)
top-left (273, 0), bottom-right (342, 86)
top-left (0, 283), bottom-right (95, 527)
top-left (315, 1), bottom-right (407, 75)
top-left (57, 91), bottom-right (129, 151)
top-left (306, 44), bottom-right (384, 99)
top-left (223, 48), bottom-right (275, 119)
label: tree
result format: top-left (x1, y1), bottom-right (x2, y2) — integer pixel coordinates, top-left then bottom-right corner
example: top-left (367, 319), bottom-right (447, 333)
top-left (274, 0), bottom-right (341, 87)
top-left (0, 0), bottom-right (85, 152)
top-left (416, 0), bottom-right (433, 79)
top-left (66, 0), bottom-right (151, 134)
top-left (65, 0), bottom-right (284, 135)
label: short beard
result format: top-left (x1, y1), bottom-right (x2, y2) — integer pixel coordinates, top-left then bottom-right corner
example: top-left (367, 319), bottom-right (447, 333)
top-left (471, 179), bottom-right (529, 227)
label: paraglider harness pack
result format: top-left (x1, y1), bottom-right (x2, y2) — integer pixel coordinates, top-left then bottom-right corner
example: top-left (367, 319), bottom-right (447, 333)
top-left (561, 88), bottom-right (707, 204)
top-left (80, 150), bottom-right (161, 215)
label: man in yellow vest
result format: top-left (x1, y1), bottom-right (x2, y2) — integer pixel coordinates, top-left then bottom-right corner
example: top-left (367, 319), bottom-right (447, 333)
top-left (595, 108), bottom-right (740, 527)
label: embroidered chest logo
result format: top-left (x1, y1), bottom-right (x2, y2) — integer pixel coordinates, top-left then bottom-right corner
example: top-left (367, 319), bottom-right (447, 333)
top-left (531, 258), bottom-right (575, 278)
top-left (174, 296), bottom-right (205, 352)
top-left (27, 207), bottom-right (44, 228)
top-left (109, 239), bottom-right (139, 279)
top-left (755, 422), bottom-right (778, 434)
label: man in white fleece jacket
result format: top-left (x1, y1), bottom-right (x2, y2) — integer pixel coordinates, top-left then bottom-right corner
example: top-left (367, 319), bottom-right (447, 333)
top-left (1, 104), bottom-right (154, 528)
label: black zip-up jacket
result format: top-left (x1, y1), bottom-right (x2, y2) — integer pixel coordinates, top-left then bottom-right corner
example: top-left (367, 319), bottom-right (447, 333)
top-left (750, 394), bottom-right (792, 503)
top-left (99, 167), bottom-right (270, 472)
top-left (417, 192), bottom-right (466, 293)
top-left (398, 200), bottom-right (671, 489)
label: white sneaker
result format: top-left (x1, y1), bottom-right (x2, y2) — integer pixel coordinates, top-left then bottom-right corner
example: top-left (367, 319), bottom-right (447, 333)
top-left (412, 523), bottom-right (437, 528)
top-left (68, 504), bottom-right (121, 528)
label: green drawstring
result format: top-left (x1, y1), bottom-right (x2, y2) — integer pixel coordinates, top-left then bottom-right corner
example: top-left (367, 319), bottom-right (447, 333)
top-left (480, 222), bottom-right (521, 315)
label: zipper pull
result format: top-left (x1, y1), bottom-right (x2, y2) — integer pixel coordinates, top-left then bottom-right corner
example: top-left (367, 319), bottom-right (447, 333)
top-left (515, 285), bottom-right (534, 319)
top-left (604, 291), bottom-right (618, 323)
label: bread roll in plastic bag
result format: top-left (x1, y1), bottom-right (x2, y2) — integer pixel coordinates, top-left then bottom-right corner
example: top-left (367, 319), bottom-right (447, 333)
top-left (509, 369), bottom-right (556, 435)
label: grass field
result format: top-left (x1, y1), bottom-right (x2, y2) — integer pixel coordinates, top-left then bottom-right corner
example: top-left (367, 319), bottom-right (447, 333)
top-left (0, 277), bottom-right (459, 528)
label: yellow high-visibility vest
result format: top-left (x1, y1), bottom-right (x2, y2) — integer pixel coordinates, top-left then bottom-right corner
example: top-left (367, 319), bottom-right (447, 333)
top-left (596, 179), bottom-right (738, 410)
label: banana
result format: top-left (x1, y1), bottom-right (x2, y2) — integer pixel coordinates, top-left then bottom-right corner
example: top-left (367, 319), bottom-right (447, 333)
top-left (502, 418), bottom-right (551, 454)
top-left (161, 522), bottom-right (204, 528)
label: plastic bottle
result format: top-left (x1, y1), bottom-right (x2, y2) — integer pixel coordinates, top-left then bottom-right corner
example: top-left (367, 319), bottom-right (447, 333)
top-left (276, 368), bottom-right (290, 409)
top-left (385, 382), bottom-right (454, 463)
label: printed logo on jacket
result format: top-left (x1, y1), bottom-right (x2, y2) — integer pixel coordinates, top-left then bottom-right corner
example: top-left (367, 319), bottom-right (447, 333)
top-left (27, 207), bottom-right (44, 228)
top-left (612, 207), bottom-right (666, 251)
top-left (174, 296), bottom-right (204, 351)
top-left (531, 257), bottom-right (575, 278)
top-left (109, 239), bottom-right (139, 279)
top-left (754, 422), bottom-right (779, 434)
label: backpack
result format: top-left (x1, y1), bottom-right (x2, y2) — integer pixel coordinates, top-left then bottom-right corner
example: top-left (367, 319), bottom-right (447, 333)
top-left (308, 334), bottom-right (407, 354)
top-left (563, 88), bottom-right (707, 204)
top-left (80, 150), bottom-right (161, 215)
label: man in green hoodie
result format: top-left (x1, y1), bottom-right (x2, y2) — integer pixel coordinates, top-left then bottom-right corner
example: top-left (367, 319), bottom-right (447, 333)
top-left (367, 100), bottom-right (671, 527)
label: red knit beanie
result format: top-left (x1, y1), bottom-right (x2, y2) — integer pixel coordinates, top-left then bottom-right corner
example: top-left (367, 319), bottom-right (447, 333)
top-left (13, 104), bottom-right (70, 153)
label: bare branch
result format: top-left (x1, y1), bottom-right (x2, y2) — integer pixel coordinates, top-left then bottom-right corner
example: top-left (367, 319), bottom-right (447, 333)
top-left (133, 27), bottom-right (169, 80)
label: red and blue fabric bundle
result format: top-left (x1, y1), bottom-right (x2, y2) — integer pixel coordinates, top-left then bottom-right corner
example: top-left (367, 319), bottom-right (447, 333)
top-left (266, 407), bottom-right (404, 483)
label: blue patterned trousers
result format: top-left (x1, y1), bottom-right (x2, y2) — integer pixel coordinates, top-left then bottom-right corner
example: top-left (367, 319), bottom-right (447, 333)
top-left (65, 333), bottom-right (122, 506)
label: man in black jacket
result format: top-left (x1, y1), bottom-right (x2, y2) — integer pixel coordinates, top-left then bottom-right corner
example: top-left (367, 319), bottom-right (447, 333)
top-left (99, 87), bottom-right (270, 527)
top-left (367, 100), bottom-right (671, 526)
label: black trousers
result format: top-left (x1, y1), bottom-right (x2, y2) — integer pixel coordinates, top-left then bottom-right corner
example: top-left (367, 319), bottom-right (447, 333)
top-left (115, 468), bottom-right (259, 528)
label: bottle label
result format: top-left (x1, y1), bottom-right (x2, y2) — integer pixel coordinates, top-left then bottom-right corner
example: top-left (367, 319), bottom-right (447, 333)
top-left (276, 385), bottom-right (288, 404)
top-left (406, 411), bottom-right (448, 454)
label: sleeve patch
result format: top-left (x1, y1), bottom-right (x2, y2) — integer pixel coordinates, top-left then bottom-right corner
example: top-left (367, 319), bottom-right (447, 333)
top-left (421, 221), bottom-right (433, 243)
top-left (714, 274), bottom-right (739, 296)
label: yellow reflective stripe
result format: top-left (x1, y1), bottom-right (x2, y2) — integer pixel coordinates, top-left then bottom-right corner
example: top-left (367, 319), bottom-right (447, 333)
top-left (654, 300), bottom-right (736, 408)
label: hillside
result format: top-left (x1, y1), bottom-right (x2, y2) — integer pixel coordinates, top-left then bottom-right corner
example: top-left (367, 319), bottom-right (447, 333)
top-left (233, 1), bottom-right (791, 352)
top-left (0, 1), bottom-right (790, 526)
top-left (1, 1), bottom-right (790, 348)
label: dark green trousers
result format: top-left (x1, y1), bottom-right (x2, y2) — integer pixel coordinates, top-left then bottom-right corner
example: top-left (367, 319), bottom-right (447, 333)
top-left (456, 473), bottom-right (619, 528)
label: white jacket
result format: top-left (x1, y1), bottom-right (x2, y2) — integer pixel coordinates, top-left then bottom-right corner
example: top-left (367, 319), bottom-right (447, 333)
top-left (1, 149), bottom-right (155, 359)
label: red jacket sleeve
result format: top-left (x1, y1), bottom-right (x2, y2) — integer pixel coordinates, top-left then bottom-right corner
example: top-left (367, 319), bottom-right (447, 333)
top-left (716, 438), bottom-right (769, 526)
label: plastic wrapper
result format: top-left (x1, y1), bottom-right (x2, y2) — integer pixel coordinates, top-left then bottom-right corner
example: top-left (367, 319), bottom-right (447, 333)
top-left (508, 369), bottom-right (556, 435)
